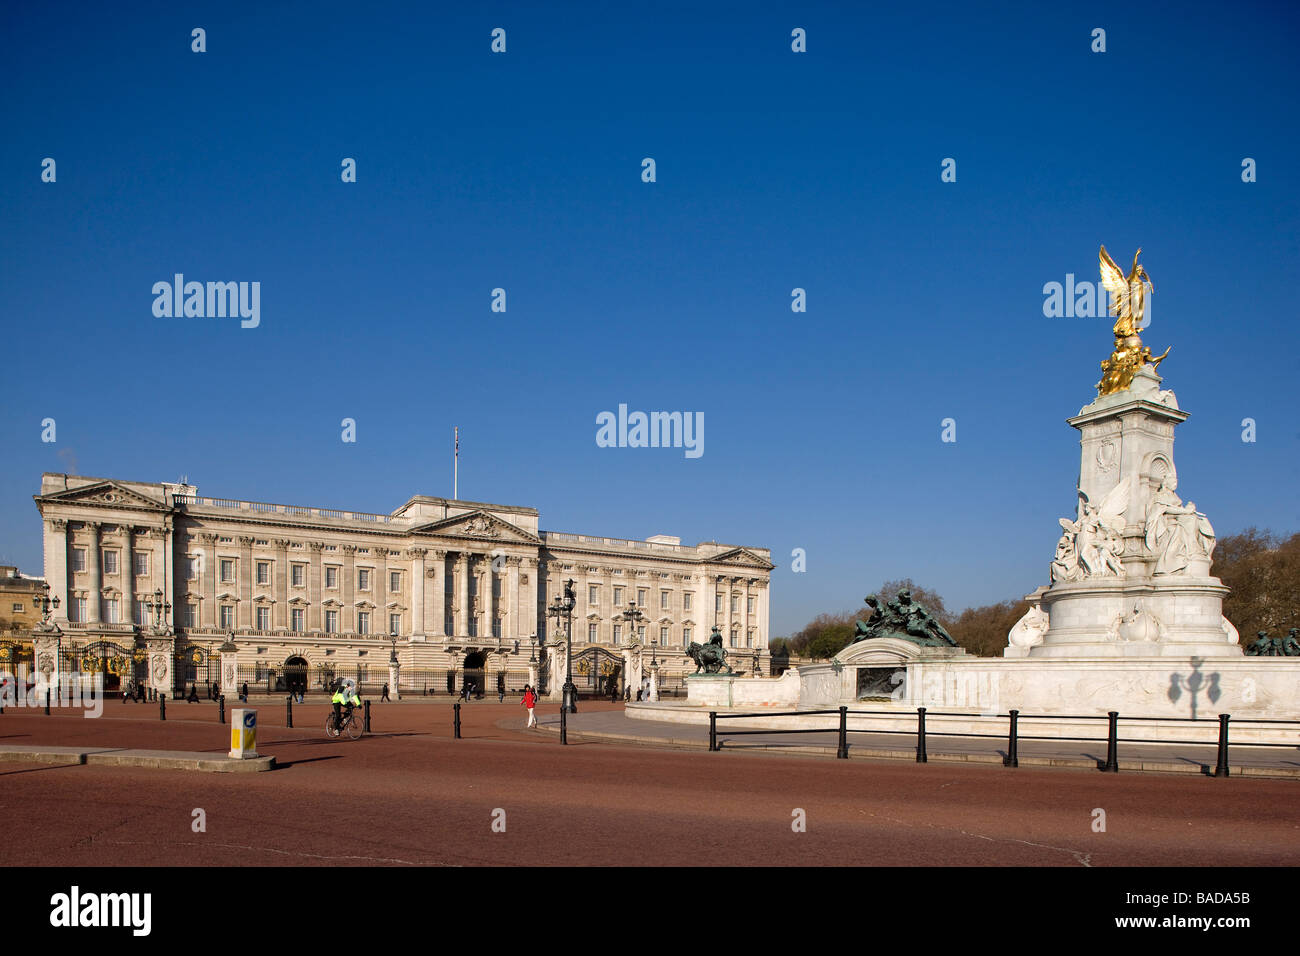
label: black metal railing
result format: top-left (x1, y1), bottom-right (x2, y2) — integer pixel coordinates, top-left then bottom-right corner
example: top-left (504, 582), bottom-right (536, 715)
top-left (706, 707), bottom-right (1297, 775)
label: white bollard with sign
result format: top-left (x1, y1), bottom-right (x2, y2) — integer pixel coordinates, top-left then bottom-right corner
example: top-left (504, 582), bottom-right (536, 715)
top-left (230, 708), bottom-right (258, 758)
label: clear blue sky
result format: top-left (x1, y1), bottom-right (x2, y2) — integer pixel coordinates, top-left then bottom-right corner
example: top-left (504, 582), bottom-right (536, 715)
top-left (2, 1), bottom-right (1296, 636)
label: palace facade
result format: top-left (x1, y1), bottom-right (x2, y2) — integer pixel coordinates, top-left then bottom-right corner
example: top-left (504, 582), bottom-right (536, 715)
top-left (30, 473), bottom-right (773, 698)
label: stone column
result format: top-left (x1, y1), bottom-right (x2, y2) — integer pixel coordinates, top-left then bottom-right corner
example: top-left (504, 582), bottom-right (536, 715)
top-left (45, 519), bottom-right (69, 626)
top-left (454, 554), bottom-right (469, 637)
top-left (482, 555), bottom-right (495, 641)
top-left (200, 533), bottom-right (219, 628)
top-left (427, 550), bottom-right (445, 637)
top-left (649, 663), bottom-right (660, 702)
top-left (86, 521), bottom-right (102, 624)
top-left (757, 581), bottom-right (769, 669)
top-left (274, 539), bottom-right (291, 630)
top-left (388, 657), bottom-right (401, 701)
top-left (342, 545), bottom-right (357, 633)
top-left (238, 537), bottom-right (255, 628)
top-left (506, 556), bottom-right (521, 644)
top-left (32, 631), bottom-right (61, 701)
top-left (372, 546), bottom-right (388, 634)
top-left (409, 547), bottom-right (427, 637)
top-left (146, 636), bottom-right (175, 697)
top-left (546, 642), bottom-right (566, 701)
top-left (120, 526), bottom-right (134, 628)
top-left (219, 639), bottom-right (240, 698)
top-left (161, 520), bottom-right (175, 629)
top-left (308, 542), bottom-right (324, 631)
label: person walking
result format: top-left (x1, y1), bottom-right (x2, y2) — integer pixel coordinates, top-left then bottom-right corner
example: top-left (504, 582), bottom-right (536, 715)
top-left (521, 684), bottom-right (537, 729)
top-left (381, 682), bottom-right (390, 701)
top-left (240, 681), bottom-right (248, 703)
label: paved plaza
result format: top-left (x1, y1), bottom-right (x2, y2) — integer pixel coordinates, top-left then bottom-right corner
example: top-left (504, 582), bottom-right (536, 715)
top-left (2, 699), bottom-right (1297, 867)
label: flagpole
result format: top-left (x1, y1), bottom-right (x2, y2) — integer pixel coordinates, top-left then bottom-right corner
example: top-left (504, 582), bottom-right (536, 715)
top-left (454, 426), bottom-right (459, 500)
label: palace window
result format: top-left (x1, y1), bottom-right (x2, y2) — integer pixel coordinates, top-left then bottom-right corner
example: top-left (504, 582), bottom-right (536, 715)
top-left (683, 626), bottom-right (692, 646)
top-left (220, 605), bottom-right (234, 629)
top-left (613, 586), bottom-right (624, 605)
top-left (730, 629), bottom-right (738, 648)
top-left (71, 548), bottom-right (86, 572)
top-left (292, 608), bottom-right (304, 632)
top-left (715, 594), bottom-right (723, 614)
top-left (358, 611), bottom-right (370, 635)
top-left (683, 592), bottom-right (693, 611)
top-left (256, 561), bottom-right (270, 585)
top-left (292, 564), bottom-right (305, 587)
top-left (747, 596), bottom-right (755, 615)
top-left (186, 557), bottom-right (199, 580)
top-left (636, 589), bottom-right (647, 607)
top-left (493, 619), bottom-right (502, 639)
top-left (731, 595), bottom-right (739, 614)
top-left (660, 590), bottom-right (670, 610)
top-left (325, 567), bottom-right (338, 589)
top-left (588, 623), bottom-right (598, 643)
top-left (102, 550), bottom-right (118, 575)
top-left (220, 559), bottom-right (235, 584)
top-left (589, 585), bottom-right (599, 605)
top-left (390, 571), bottom-right (401, 592)
top-left (325, 610), bottom-right (338, 634)
top-left (134, 552), bottom-right (148, 576)
top-left (747, 629), bottom-right (754, 648)
top-left (358, 569), bottom-right (370, 591)
top-left (660, 626), bottom-right (669, 645)
top-left (636, 626), bottom-right (646, 643)
top-left (135, 604), bottom-right (149, 627)
top-left (492, 577), bottom-right (501, 598)
top-left (613, 624), bottom-right (622, 645)
top-left (72, 597), bottom-right (86, 622)
top-left (256, 606), bottom-right (270, 630)
top-left (103, 597), bottom-right (119, 623)
top-left (183, 603), bottom-right (196, 628)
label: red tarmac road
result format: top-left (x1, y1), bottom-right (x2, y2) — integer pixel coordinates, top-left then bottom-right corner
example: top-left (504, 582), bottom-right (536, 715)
top-left (2, 699), bottom-right (1297, 867)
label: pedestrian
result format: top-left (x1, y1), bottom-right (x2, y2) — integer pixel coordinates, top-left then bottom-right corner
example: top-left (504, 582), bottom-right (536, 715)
top-left (240, 681), bottom-right (248, 703)
top-left (497, 679), bottom-right (505, 704)
top-left (187, 683), bottom-right (199, 703)
top-left (381, 682), bottom-right (390, 702)
top-left (521, 684), bottom-right (537, 729)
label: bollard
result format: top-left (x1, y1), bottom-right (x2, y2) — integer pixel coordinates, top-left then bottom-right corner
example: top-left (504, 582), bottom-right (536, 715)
top-left (1004, 709), bottom-right (1019, 768)
top-left (364, 700), bottom-right (371, 733)
top-left (1102, 711), bottom-right (1119, 772)
top-left (916, 707), bottom-right (928, 763)
top-left (837, 706), bottom-right (848, 759)
top-left (1214, 714), bottom-right (1230, 778)
top-left (560, 700), bottom-right (567, 745)
top-left (709, 711), bottom-right (717, 752)
top-left (218, 695), bottom-right (225, 724)
top-left (285, 695), bottom-right (293, 729)
top-left (159, 695), bottom-right (166, 721)
top-left (45, 689), bottom-right (51, 716)
top-left (453, 702), bottom-right (461, 739)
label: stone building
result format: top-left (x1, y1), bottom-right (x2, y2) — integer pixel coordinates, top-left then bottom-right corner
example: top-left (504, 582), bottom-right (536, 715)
top-left (30, 473), bottom-right (773, 699)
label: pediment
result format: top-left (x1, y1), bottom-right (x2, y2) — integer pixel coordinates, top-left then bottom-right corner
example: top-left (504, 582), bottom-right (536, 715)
top-left (411, 510), bottom-right (541, 545)
top-left (710, 548), bottom-right (774, 570)
top-left (39, 480), bottom-right (165, 511)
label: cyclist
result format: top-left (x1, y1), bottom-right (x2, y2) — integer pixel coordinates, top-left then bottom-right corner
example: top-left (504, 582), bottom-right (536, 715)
top-left (331, 680), bottom-right (361, 733)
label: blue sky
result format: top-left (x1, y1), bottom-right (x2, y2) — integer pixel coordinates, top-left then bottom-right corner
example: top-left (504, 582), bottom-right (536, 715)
top-left (1, 1), bottom-right (1296, 636)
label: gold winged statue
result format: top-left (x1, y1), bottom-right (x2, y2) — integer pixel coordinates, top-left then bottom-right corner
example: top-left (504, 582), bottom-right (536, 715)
top-left (1096, 245), bottom-right (1170, 395)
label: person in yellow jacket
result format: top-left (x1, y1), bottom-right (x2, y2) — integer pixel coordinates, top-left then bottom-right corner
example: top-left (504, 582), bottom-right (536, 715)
top-left (331, 681), bottom-right (361, 733)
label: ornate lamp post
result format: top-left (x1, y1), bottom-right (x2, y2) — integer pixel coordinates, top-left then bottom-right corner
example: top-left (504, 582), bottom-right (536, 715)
top-left (144, 589), bottom-right (171, 633)
top-left (32, 582), bottom-right (60, 626)
top-left (388, 627), bottom-right (401, 701)
top-left (546, 579), bottom-right (577, 713)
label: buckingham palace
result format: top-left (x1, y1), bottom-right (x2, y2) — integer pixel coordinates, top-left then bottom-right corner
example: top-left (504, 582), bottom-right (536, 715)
top-left (28, 472), bottom-right (773, 700)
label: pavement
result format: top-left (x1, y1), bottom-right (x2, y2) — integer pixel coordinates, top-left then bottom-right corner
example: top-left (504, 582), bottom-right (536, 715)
top-left (532, 709), bottom-right (1300, 778)
top-left (3, 698), bottom-right (1299, 867)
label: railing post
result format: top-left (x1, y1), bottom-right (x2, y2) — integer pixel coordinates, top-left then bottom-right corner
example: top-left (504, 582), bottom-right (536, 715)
top-left (560, 701), bottom-right (567, 745)
top-left (159, 694), bottom-right (165, 721)
top-left (837, 706), bottom-right (848, 759)
top-left (1214, 713), bottom-right (1230, 778)
top-left (1004, 709), bottom-right (1019, 768)
top-left (218, 695), bottom-right (225, 724)
top-left (285, 695), bottom-right (293, 729)
top-left (45, 689), bottom-right (51, 716)
top-left (709, 711), bottom-right (717, 752)
top-left (364, 699), bottom-right (371, 733)
top-left (1102, 711), bottom-right (1119, 772)
top-left (453, 702), bottom-right (461, 739)
top-left (916, 707), bottom-right (928, 763)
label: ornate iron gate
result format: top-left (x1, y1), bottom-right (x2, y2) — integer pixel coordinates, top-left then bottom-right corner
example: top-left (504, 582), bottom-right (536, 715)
top-left (572, 647), bottom-right (623, 699)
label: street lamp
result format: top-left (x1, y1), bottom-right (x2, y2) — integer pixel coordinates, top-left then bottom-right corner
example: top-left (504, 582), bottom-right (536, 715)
top-left (546, 579), bottom-right (577, 713)
top-left (389, 628), bottom-right (399, 665)
top-left (32, 582), bottom-right (60, 625)
top-left (529, 633), bottom-right (537, 664)
top-left (145, 589), bottom-right (171, 632)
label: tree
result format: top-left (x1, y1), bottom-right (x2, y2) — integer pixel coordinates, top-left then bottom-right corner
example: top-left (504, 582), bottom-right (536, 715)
top-left (1215, 529), bottom-right (1300, 640)
top-left (949, 599), bottom-right (1029, 657)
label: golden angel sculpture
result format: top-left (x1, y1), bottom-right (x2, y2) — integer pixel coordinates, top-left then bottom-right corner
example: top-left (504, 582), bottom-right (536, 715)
top-left (1096, 245), bottom-right (1169, 395)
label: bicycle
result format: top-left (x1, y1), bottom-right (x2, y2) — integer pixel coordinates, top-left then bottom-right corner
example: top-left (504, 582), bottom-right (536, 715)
top-left (326, 706), bottom-right (364, 740)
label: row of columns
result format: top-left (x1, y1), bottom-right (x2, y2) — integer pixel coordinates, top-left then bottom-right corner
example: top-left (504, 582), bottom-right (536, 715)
top-left (46, 519), bottom-right (172, 628)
